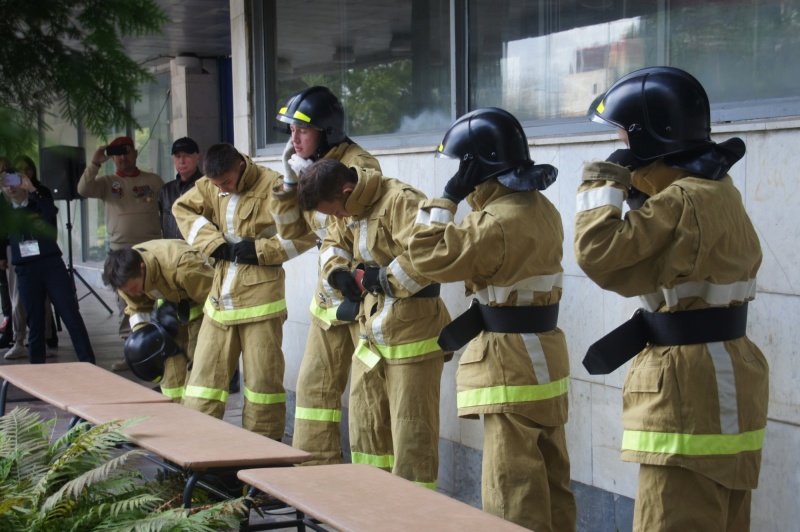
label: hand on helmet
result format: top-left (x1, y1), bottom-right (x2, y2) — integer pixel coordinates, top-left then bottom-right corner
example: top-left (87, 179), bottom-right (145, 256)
top-left (232, 241), bottom-right (259, 265)
top-left (288, 154), bottom-right (313, 178)
top-left (443, 154), bottom-right (480, 203)
top-left (282, 140), bottom-right (298, 190)
top-left (606, 149), bottom-right (645, 171)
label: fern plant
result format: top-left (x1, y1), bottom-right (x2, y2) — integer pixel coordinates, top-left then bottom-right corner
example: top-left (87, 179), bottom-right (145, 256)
top-left (0, 407), bottom-right (247, 531)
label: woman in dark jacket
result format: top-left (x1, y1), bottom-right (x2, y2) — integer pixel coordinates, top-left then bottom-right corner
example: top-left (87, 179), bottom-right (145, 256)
top-left (1, 167), bottom-right (95, 364)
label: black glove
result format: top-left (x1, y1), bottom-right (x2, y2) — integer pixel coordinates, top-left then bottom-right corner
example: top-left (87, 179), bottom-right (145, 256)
top-left (211, 243), bottom-right (232, 262)
top-left (606, 149), bottom-right (645, 171)
top-left (360, 266), bottom-right (383, 294)
top-left (330, 270), bottom-right (362, 302)
top-left (232, 240), bottom-right (259, 265)
top-left (153, 302), bottom-right (181, 338)
top-left (626, 186), bottom-right (650, 211)
top-left (443, 154), bottom-right (480, 203)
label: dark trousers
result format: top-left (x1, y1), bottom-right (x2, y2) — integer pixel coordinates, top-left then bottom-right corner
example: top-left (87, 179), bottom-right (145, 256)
top-left (15, 256), bottom-right (95, 364)
top-left (0, 267), bottom-right (10, 317)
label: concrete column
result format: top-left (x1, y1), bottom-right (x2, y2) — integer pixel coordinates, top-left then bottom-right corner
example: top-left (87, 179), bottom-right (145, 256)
top-left (170, 55), bottom-right (221, 156)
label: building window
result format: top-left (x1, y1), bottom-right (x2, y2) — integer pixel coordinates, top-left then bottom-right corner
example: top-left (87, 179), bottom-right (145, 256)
top-left (469, 0), bottom-right (800, 124)
top-left (253, 0), bottom-right (452, 151)
top-left (253, 0), bottom-right (800, 150)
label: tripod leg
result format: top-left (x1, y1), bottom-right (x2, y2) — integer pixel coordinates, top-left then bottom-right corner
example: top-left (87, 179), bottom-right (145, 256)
top-left (71, 269), bottom-right (113, 315)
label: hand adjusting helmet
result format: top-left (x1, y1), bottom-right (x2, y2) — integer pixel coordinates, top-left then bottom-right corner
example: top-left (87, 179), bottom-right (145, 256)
top-left (123, 322), bottom-right (183, 383)
top-left (438, 107), bottom-right (557, 192)
top-left (276, 86), bottom-right (346, 157)
top-left (592, 66), bottom-right (745, 179)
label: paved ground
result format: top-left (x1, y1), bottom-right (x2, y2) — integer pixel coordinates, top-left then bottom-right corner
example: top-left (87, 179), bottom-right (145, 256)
top-left (0, 283), bottom-right (307, 530)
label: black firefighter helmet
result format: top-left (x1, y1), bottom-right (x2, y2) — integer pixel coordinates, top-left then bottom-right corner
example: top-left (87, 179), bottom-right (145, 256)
top-left (275, 86), bottom-right (347, 151)
top-left (591, 66), bottom-right (713, 161)
top-left (123, 322), bottom-right (183, 383)
top-left (437, 107), bottom-right (556, 192)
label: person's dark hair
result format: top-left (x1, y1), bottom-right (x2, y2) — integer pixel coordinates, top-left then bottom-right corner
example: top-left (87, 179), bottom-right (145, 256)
top-left (13, 155), bottom-right (41, 185)
top-left (203, 143), bottom-right (245, 178)
top-left (102, 247), bottom-right (144, 289)
top-left (297, 158), bottom-right (357, 211)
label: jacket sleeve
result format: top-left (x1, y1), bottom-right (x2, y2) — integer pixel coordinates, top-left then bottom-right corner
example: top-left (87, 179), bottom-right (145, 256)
top-left (574, 161), bottom-right (686, 296)
top-left (379, 190), bottom-right (438, 298)
top-left (267, 185), bottom-right (315, 240)
top-left (409, 197), bottom-right (505, 284)
top-left (119, 290), bottom-right (156, 331)
top-left (255, 231), bottom-right (318, 266)
top-left (172, 185), bottom-right (227, 259)
top-left (319, 219), bottom-right (355, 288)
top-left (77, 163), bottom-right (107, 199)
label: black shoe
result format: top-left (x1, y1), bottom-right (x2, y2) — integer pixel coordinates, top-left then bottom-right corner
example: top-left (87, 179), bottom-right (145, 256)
top-left (228, 368), bottom-right (240, 394)
top-left (46, 337), bottom-right (58, 349)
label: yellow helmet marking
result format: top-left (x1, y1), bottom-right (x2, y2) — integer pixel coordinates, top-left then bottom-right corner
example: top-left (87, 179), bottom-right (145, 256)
top-left (293, 110), bottom-right (312, 122)
top-left (597, 101), bottom-right (605, 114)
top-left (438, 143), bottom-right (444, 152)
top-left (279, 106), bottom-right (288, 114)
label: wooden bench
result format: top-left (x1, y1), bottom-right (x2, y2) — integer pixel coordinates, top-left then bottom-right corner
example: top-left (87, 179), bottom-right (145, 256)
top-left (0, 362), bottom-right (171, 420)
top-left (67, 402), bottom-right (313, 507)
top-left (238, 463), bottom-right (527, 532)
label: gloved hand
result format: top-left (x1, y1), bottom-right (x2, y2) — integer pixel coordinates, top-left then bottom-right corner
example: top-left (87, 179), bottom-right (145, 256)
top-left (288, 154), bottom-right (313, 178)
top-left (282, 139), bottom-right (298, 189)
top-left (329, 270), bottom-right (363, 302)
top-left (211, 243), bottom-right (233, 262)
top-left (606, 149), bottom-right (645, 171)
top-left (443, 154), bottom-right (480, 203)
top-left (153, 302), bottom-right (181, 339)
top-left (232, 240), bottom-right (259, 265)
top-left (359, 266), bottom-right (383, 294)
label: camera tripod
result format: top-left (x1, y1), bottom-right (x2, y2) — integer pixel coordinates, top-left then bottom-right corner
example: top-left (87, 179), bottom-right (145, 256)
top-left (63, 198), bottom-right (113, 314)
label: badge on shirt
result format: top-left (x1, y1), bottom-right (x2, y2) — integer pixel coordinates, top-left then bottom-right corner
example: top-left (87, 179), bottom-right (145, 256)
top-left (19, 240), bottom-right (40, 258)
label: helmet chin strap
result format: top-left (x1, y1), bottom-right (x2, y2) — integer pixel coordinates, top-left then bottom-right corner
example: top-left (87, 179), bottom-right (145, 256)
top-left (663, 137), bottom-right (745, 181)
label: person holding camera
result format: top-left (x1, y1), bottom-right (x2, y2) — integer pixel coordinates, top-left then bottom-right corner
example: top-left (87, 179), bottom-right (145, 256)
top-left (1, 168), bottom-right (95, 364)
top-left (78, 136), bottom-right (164, 371)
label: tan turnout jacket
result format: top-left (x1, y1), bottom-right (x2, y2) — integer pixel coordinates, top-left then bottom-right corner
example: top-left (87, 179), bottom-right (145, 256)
top-left (574, 159), bottom-right (769, 489)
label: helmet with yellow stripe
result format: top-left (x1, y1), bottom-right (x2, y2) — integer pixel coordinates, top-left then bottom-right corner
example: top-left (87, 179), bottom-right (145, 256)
top-left (276, 86), bottom-right (346, 146)
top-left (592, 66), bottom-right (713, 161)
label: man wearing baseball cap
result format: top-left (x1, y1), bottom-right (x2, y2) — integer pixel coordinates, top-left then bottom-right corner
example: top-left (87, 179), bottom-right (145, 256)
top-left (78, 135), bottom-right (164, 371)
top-left (159, 137), bottom-right (203, 240)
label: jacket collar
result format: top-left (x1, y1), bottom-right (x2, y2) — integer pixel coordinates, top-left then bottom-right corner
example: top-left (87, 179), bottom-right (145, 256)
top-left (344, 167), bottom-right (383, 217)
top-left (467, 178), bottom-right (515, 210)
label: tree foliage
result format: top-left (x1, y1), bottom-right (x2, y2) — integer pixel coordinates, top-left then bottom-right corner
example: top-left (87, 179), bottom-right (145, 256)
top-left (0, 0), bottom-right (168, 156)
top-left (0, 408), bottom-right (247, 531)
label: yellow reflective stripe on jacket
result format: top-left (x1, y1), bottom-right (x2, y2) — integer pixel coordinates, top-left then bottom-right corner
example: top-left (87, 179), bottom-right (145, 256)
top-left (622, 427), bottom-right (766, 456)
top-left (457, 377), bottom-right (569, 409)
top-left (160, 386), bottom-right (185, 400)
top-left (415, 480), bottom-right (438, 491)
top-left (309, 299), bottom-right (338, 326)
top-left (295, 406), bottom-right (342, 423)
top-left (204, 297), bottom-right (287, 323)
top-left (243, 387), bottom-right (287, 405)
top-left (188, 303), bottom-right (203, 322)
top-left (351, 451), bottom-right (394, 469)
top-left (185, 385), bottom-right (228, 403)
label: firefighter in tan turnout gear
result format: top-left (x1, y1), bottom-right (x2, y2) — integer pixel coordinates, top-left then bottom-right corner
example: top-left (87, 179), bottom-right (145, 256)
top-left (295, 158), bottom-right (451, 489)
top-left (575, 67), bottom-right (769, 531)
top-left (408, 108), bottom-right (576, 531)
top-left (271, 86), bottom-right (381, 464)
top-left (102, 239), bottom-right (214, 401)
top-left (172, 143), bottom-right (315, 439)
